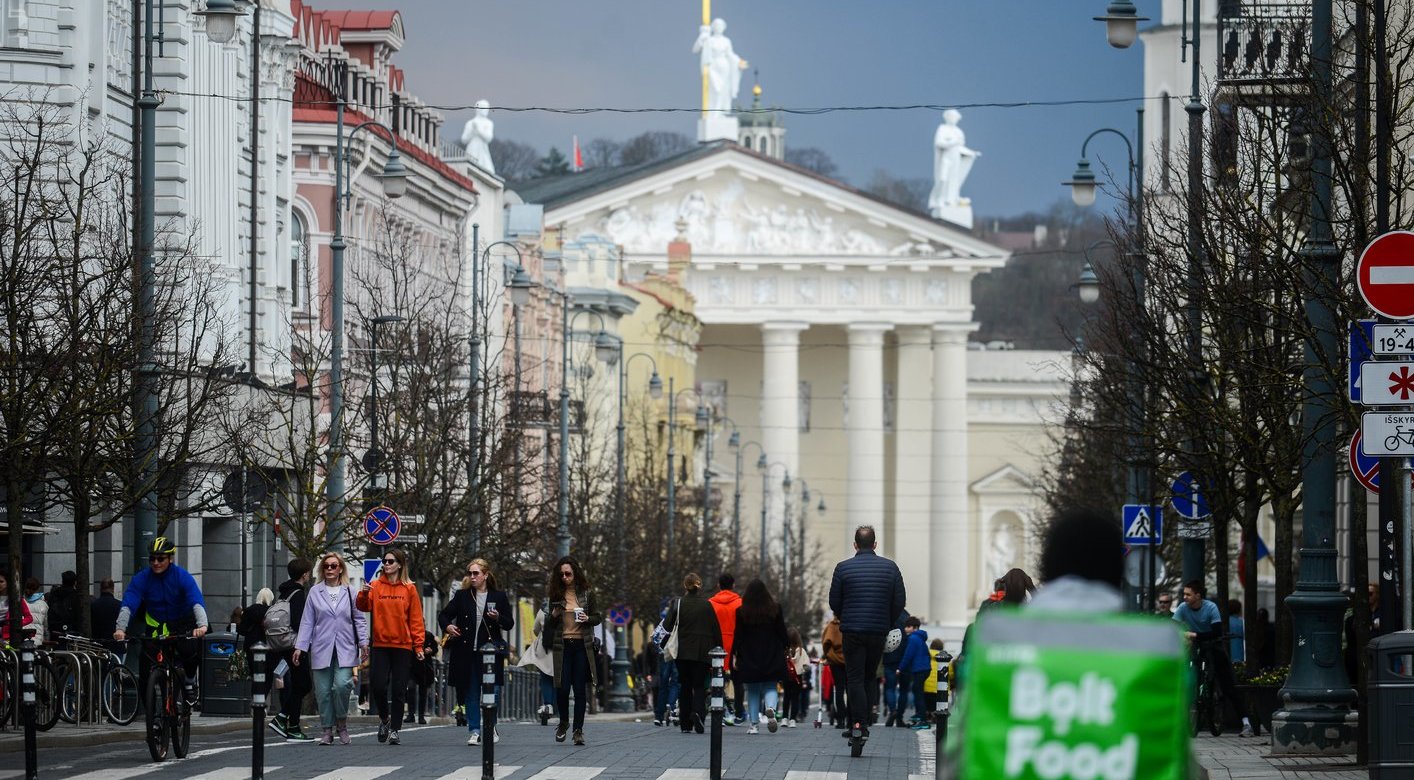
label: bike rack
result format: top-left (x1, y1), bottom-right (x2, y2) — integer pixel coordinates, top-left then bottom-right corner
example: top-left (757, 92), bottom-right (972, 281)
top-left (48, 649), bottom-right (104, 727)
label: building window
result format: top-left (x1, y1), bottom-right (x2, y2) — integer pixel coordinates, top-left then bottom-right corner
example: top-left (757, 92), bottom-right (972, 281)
top-left (291, 210), bottom-right (307, 308)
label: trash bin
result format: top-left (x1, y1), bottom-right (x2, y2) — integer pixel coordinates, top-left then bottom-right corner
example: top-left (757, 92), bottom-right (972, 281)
top-left (1367, 629), bottom-right (1414, 779)
top-left (201, 632), bottom-right (250, 717)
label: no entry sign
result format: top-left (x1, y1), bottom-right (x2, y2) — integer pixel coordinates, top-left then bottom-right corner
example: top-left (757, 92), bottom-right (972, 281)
top-left (1358, 231), bottom-right (1414, 320)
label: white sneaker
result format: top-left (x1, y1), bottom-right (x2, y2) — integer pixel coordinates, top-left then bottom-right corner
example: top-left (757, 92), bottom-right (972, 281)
top-left (766, 708), bottom-right (779, 733)
top-left (786, 718), bottom-right (797, 728)
top-left (758, 713), bottom-right (766, 724)
top-left (493, 727), bottom-right (501, 744)
top-left (467, 731), bottom-right (480, 746)
top-left (747, 724), bottom-right (759, 734)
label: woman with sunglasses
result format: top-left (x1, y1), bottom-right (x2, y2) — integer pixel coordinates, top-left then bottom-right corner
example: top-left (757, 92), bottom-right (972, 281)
top-left (438, 558), bottom-right (514, 746)
top-left (293, 553), bottom-right (369, 745)
top-left (356, 548), bottom-right (425, 746)
top-left (541, 556), bottom-right (601, 746)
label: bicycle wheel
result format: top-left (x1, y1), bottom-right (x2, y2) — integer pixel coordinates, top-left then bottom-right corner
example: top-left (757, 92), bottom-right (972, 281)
top-left (0, 662), bottom-right (13, 727)
top-left (103, 663), bottom-right (138, 725)
top-left (170, 671), bottom-right (191, 759)
top-left (145, 673), bottom-right (170, 762)
top-left (33, 659), bottom-right (61, 732)
top-left (1208, 681), bottom-right (1225, 737)
top-left (57, 659), bottom-right (78, 724)
top-left (1189, 680), bottom-right (1206, 738)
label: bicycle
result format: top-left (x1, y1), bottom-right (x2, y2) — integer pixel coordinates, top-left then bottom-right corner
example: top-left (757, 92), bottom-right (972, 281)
top-left (1385, 425), bottom-right (1414, 452)
top-left (137, 634), bottom-right (195, 761)
top-left (1, 635), bottom-right (62, 732)
top-left (53, 634), bottom-right (138, 726)
top-left (1189, 640), bottom-right (1224, 737)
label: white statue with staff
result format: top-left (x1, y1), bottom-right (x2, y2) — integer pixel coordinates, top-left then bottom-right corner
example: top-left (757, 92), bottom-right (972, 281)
top-left (928, 109), bottom-right (981, 226)
top-left (693, 15), bottom-right (748, 141)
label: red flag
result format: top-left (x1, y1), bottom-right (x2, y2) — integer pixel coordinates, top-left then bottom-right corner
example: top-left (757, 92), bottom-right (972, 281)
top-left (573, 135), bottom-right (583, 171)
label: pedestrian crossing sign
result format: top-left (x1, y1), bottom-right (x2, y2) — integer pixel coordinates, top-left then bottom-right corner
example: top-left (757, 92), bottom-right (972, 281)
top-left (1122, 504), bottom-right (1163, 545)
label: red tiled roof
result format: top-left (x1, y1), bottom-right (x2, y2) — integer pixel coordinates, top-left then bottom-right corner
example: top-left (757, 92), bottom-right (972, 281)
top-left (313, 9), bottom-right (400, 32)
top-left (293, 105), bottom-right (478, 195)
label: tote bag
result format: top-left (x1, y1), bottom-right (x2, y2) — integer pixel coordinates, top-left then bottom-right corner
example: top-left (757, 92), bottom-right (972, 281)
top-left (654, 598), bottom-right (683, 661)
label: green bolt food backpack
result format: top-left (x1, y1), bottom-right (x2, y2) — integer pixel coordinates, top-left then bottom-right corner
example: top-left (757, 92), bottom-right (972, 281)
top-left (944, 609), bottom-right (1191, 780)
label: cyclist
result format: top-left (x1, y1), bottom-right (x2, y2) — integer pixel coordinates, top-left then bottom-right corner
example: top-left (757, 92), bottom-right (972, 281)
top-left (1173, 579), bottom-right (1254, 737)
top-left (113, 537), bottom-right (209, 704)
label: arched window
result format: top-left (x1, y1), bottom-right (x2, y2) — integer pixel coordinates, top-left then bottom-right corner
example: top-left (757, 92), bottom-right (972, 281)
top-left (290, 210), bottom-right (307, 308)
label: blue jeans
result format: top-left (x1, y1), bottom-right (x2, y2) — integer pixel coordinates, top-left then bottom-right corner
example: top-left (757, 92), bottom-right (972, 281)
top-left (539, 671), bottom-right (555, 706)
top-left (743, 681), bottom-right (778, 724)
top-left (882, 665), bottom-right (899, 713)
top-left (465, 677), bottom-right (501, 733)
top-left (311, 665), bottom-right (355, 728)
top-left (896, 670), bottom-right (912, 718)
top-left (654, 658), bottom-right (679, 721)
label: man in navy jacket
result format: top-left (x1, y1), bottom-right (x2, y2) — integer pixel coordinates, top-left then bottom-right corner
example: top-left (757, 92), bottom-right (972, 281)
top-left (827, 525), bottom-right (906, 739)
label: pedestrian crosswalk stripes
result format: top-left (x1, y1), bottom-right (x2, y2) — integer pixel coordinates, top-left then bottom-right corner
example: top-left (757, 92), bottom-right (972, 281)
top-left (783, 773), bottom-right (848, 780)
top-left (520, 768), bottom-right (605, 780)
top-left (185, 767), bottom-right (283, 780)
top-left (305, 767), bottom-right (402, 780)
top-left (58, 766), bottom-right (164, 780)
top-left (432, 766), bottom-right (522, 780)
top-left (654, 770), bottom-right (708, 779)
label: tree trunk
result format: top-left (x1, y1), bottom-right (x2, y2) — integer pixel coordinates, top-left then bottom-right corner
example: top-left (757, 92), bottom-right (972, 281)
top-left (1273, 496), bottom-right (1297, 667)
top-left (74, 491), bottom-right (93, 637)
top-left (1241, 471), bottom-right (1261, 670)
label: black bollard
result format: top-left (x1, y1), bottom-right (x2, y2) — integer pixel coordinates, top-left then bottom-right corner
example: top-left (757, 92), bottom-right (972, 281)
top-left (21, 639), bottom-right (37, 780)
top-left (708, 647), bottom-right (725, 780)
top-left (251, 642), bottom-right (268, 780)
top-left (480, 642), bottom-right (498, 780)
top-left (934, 649), bottom-right (952, 780)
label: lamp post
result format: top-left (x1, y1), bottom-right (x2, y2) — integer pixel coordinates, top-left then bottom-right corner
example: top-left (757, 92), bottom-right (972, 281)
top-left (1065, 111), bottom-right (1152, 611)
top-left (717, 419), bottom-right (754, 577)
top-left (607, 352), bottom-right (662, 712)
top-left (322, 77), bottom-right (411, 550)
top-left (364, 314), bottom-right (403, 508)
top-left (127, 0), bottom-right (246, 569)
top-left (1096, 0), bottom-right (1206, 587)
top-left (760, 462), bottom-right (789, 577)
top-left (466, 239), bottom-right (522, 557)
top-left (666, 384), bottom-right (709, 574)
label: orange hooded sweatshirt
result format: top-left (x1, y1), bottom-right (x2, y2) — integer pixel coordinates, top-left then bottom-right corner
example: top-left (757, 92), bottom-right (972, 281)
top-left (356, 577), bottom-right (425, 652)
top-left (708, 589), bottom-right (743, 670)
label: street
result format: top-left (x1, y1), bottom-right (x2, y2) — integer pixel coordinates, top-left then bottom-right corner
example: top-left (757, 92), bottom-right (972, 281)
top-left (1, 718), bottom-right (932, 780)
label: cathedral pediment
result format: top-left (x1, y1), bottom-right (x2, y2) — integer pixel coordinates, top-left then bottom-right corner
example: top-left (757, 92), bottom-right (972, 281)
top-left (533, 144), bottom-right (1006, 266)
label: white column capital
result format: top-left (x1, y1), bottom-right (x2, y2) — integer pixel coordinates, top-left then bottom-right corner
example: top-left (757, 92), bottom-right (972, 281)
top-left (762, 321), bottom-right (809, 334)
top-left (896, 325), bottom-right (933, 347)
top-left (847, 323), bottom-right (890, 347)
top-left (931, 325), bottom-right (971, 346)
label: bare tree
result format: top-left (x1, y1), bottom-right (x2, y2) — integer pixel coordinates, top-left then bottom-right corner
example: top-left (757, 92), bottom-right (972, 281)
top-left (489, 138), bottom-right (541, 182)
top-left (619, 131), bottom-right (694, 167)
top-left (784, 147), bottom-right (840, 180)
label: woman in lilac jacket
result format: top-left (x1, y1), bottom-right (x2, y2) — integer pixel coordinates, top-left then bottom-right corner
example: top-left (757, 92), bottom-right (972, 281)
top-left (293, 552), bottom-right (369, 745)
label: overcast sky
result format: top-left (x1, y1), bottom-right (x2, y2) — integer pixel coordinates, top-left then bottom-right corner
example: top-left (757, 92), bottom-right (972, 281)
top-left (328, 0), bottom-right (1148, 219)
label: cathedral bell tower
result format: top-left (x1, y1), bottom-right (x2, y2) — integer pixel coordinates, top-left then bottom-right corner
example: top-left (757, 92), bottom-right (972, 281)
top-left (737, 81), bottom-right (785, 160)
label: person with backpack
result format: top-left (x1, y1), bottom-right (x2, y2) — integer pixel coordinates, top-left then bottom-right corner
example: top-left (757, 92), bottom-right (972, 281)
top-left (268, 558), bottom-right (314, 741)
top-left (292, 553), bottom-right (368, 745)
top-left (357, 548), bottom-right (425, 746)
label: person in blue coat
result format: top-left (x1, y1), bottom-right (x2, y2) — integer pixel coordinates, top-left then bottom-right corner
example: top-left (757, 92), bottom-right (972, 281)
top-left (112, 536), bottom-right (209, 703)
top-left (896, 616), bottom-right (931, 727)
top-left (827, 525), bottom-right (907, 739)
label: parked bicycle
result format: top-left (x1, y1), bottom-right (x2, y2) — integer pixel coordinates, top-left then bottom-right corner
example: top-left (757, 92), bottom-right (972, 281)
top-left (53, 634), bottom-right (138, 726)
top-left (136, 634), bottom-right (195, 761)
top-left (0, 634), bottom-right (61, 732)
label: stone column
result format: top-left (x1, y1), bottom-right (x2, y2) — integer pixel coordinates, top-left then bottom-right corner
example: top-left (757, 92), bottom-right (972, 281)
top-left (930, 326), bottom-right (970, 627)
top-left (847, 324), bottom-right (889, 547)
top-left (893, 326), bottom-right (933, 608)
top-left (761, 322), bottom-right (806, 556)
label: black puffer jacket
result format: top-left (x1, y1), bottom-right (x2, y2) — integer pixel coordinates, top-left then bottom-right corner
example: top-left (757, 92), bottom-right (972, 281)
top-left (828, 549), bottom-right (906, 635)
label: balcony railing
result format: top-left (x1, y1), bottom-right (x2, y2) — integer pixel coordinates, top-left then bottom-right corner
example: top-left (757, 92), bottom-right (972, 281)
top-left (1217, 1), bottom-right (1311, 86)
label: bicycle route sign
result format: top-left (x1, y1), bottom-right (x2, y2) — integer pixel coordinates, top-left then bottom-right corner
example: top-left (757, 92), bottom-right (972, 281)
top-left (1122, 504), bottom-right (1163, 546)
top-left (1358, 231), bottom-right (1414, 320)
top-left (364, 505), bottom-right (401, 545)
top-left (1361, 412), bottom-right (1414, 456)
top-left (1349, 431), bottom-right (1414, 493)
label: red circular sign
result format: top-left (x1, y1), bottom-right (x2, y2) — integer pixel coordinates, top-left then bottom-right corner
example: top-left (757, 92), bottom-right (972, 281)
top-left (1358, 231), bottom-right (1414, 319)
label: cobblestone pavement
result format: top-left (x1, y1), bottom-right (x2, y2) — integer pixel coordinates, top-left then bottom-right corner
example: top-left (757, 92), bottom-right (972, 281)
top-left (1192, 734), bottom-right (1367, 780)
top-left (0, 714), bottom-right (935, 779)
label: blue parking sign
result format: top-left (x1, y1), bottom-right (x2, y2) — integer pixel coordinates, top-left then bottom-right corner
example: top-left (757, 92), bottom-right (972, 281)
top-left (1351, 319), bottom-right (1375, 401)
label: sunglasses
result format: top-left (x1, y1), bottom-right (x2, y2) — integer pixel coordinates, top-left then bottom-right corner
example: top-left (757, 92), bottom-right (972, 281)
top-left (323, 563), bottom-right (342, 570)
top-left (382, 559), bottom-right (398, 565)
top-left (560, 570), bottom-right (575, 577)
top-left (149, 555), bottom-right (170, 563)
top-left (468, 571), bottom-right (484, 577)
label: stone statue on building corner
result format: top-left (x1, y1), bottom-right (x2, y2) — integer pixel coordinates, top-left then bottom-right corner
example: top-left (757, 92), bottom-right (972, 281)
top-left (693, 18), bottom-right (748, 143)
top-left (928, 109), bottom-right (980, 228)
top-left (461, 99), bottom-right (495, 175)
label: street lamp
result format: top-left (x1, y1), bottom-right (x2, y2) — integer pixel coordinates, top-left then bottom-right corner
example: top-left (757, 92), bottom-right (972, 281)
top-left (731, 436), bottom-right (764, 576)
top-left (364, 314), bottom-right (403, 507)
top-left (129, 1), bottom-right (250, 570)
top-left (323, 93), bottom-right (412, 549)
top-left (1094, 1), bottom-right (1149, 49)
top-left (466, 239), bottom-right (523, 557)
top-left (759, 461), bottom-right (789, 575)
top-left (195, 0), bottom-right (244, 44)
top-left (666, 385), bottom-right (714, 575)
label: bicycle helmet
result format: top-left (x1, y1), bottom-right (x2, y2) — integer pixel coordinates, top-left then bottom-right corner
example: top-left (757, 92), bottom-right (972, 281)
top-left (150, 536), bottom-right (177, 556)
top-left (884, 627), bottom-right (903, 654)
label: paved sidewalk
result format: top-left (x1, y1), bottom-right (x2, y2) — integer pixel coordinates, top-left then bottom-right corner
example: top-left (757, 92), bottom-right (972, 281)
top-left (1193, 734), bottom-right (1366, 779)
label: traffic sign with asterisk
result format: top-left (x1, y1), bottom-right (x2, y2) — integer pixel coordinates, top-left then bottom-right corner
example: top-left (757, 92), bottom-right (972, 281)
top-left (1389, 365), bottom-right (1414, 400)
top-left (1358, 361), bottom-right (1414, 406)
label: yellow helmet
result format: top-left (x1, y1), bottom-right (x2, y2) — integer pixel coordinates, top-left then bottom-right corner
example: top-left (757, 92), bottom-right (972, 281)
top-left (150, 536), bottom-right (176, 556)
